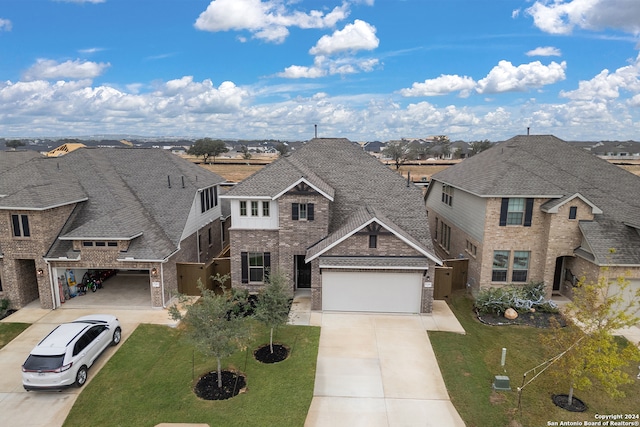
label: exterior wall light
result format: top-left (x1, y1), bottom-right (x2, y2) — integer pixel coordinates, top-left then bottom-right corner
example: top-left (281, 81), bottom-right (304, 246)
top-left (36, 268), bottom-right (44, 277)
top-left (151, 267), bottom-right (158, 276)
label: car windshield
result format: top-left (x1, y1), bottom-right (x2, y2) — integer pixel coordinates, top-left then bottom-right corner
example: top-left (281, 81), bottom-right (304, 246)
top-left (23, 354), bottom-right (65, 371)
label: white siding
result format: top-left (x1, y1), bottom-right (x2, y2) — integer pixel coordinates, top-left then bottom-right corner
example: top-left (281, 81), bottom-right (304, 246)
top-left (180, 188), bottom-right (222, 241)
top-left (229, 199), bottom-right (279, 230)
top-left (426, 180), bottom-right (486, 242)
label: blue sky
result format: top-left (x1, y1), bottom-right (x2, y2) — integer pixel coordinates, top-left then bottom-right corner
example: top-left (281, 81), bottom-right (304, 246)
top-left (2, 0), bottom-right (640, 141)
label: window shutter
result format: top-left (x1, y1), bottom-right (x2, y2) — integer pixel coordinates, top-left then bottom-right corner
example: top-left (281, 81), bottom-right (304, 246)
top-left (499, 198), bottom-right (509, 226)
top-left (241, 252), bottom-right (248, 284)
top-left (292, 203), bottom-right (299, 220)
top-left (264, 252), bottom-right (271, 280)
top-left (524, 198), bottom-right (534, 227)
top-left (307, 203), bottom-right (314, 221)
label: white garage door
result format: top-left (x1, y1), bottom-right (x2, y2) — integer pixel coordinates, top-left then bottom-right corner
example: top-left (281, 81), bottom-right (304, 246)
top-left (608, 278), bottom-right (640, 319)
top-left (322, 271), bottom-right (423, 313)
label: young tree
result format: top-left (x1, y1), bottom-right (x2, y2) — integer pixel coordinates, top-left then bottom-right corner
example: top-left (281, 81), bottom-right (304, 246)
top-left (383, 140), bottom-right (412, 169)
top-left (187, 138), bottom-right (229, 164)
top-left (240, 145), bottom-right (252, 160)
top-left (543, 266), bottom-right (640, 405)
top-left (469, 139), bottom-right (492, 156)
top-left (253, 270), bottom-right (291, 353)
top-left (168, 278), bottom-right (251, 388)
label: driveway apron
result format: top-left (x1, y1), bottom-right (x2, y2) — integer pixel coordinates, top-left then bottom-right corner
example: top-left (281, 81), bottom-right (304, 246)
top-left (305, 313), bottom-right (465, 427)
top-left (0, 306), bottom-right (175, 427)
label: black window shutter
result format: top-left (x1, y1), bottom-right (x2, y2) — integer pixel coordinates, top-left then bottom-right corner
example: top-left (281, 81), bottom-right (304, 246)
top-left (241, 252), bottom-right (248, 283)
top-left (524, 198), bottom-right (534, 227)
top-left (292, 203), bottom-right (299, 220)
top-left (499, 198), bottom-right (509, 226)
top-left (307, 203), bottom-right (314, 221)
top-left (264, 252), bottom-right (271, 280)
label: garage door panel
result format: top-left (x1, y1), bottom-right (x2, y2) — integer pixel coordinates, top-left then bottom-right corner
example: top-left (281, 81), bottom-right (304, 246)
top-left (322, 271), bottom-right (422, 313)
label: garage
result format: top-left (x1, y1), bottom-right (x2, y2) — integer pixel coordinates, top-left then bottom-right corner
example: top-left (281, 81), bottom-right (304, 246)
top-left (52, 268), bottom-right (153, 308)
top-left (321, 270), bottom-right (423, 313)
top-left (608, 278), bottom-right (640, 320)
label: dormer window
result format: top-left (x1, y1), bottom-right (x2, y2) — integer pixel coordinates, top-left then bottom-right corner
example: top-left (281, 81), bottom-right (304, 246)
top-left (569, 206), bottom-right (577, 220)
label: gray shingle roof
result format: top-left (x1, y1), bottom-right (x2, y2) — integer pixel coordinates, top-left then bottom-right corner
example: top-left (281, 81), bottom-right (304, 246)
top-left (225, 138), bottom-right (436, 256)
top-left (432, 135), bottom-right (640, 264)
top-left (2, 148), bottom-right (225, 260)
top-left (319, 256), bottom-right (430, 269)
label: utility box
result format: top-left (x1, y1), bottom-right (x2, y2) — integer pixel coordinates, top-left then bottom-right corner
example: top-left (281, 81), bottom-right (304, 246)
top-left (493, 375), bottom-right (511, 391)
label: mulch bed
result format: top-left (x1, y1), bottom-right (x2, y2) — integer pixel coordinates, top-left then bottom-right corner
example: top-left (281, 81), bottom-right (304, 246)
top-left (194, 370), bottom-right (247, 400)
top-left (552, 394), bottom-right (587, 412)
top-left (254, 343), bottom-right (289, 364)
top-left (477, 310), bottom-right (567, 328)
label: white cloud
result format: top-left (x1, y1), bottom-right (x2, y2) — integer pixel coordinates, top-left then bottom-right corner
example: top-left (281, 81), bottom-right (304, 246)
top-left (309, 19), bottom-right (378, 56)
top-left (476, 60), bottom-right (566, 94)
top-left (0, 18), bottom-right (12, 31)
top-left (194, 0), bottom-right (349, 43)
top-left (278, 64), bottom-right (327, 79)
top-left (560, 55), bottom-right (640, 100)
top-left (23, 59), bottom-right (110, 81)
top-left (526, 46), bottom-right (562, 57)
top-left (399, 75), bottom-right (476, 97)
top-left (527, 0), bottom-right (640, 35)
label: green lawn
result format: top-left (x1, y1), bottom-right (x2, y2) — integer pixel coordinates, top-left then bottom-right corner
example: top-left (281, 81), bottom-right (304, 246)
top-left (429, 294), bottom-right (640, 427)
top-left (0, 323), bottom-right (30, 349)
top-left (63, 322), bottom-right (320, 427)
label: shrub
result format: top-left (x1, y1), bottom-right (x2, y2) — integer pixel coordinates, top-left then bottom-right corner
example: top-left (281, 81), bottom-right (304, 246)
top-left (474, 282), bottom-right (558, 315)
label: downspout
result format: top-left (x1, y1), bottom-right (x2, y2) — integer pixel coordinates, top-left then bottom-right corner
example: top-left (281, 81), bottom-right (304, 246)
top-left (161, 262), bottom-right (166, 308)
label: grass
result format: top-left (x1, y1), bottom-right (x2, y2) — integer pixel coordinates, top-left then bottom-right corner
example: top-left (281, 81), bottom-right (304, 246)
top-left (429, 293), bottom-right (640, 427)
top-left (0, 323), bottom-right (30, 349)
top-left (63, 322), bottom-right (320, 427)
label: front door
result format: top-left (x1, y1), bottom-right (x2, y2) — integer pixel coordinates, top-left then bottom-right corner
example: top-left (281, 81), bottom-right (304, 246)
top-left (552, 257), bottom-right (563, 293)
top-left (295, 255), bottom-right (311, 288)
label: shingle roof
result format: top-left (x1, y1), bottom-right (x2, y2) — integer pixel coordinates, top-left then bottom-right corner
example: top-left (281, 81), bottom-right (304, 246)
top-left (432, 135), bottom-right (640, 264)
top-left (225, 138), bottom-right (436, 256)
top-left (319, 256), bottom-right (430, 269)
top-left (1, 148), bottom-right (225, 260)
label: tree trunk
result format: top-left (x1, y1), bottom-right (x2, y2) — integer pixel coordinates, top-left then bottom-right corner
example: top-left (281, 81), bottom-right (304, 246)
top-left (270, 327), bottom-right (274, 354)
top-left (217, 357), bottom-right (222, 389)
top-left (568, 385), bottom-right (574, 406)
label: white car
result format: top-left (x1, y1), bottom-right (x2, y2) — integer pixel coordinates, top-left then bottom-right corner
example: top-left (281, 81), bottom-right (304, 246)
top-left (22, 314), bottom-right (121, 391)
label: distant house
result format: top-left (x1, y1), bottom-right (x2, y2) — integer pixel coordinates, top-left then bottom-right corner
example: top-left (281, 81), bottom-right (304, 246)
top-left (221, 138), bottom-right (441, 313)
top-left (0, 148), bottom-right (228, 310)
top-left (425, 135), bottom-right (640, 309)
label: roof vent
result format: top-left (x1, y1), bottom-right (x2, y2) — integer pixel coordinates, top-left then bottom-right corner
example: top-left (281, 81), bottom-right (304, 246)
top-left (181, 176), bottom-right (185, 188)
top-left (167, 175), bottom-right (171, 188)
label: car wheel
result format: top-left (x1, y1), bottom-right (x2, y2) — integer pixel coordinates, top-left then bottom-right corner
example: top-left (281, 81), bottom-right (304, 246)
top-left (111, 327), bottom-right (122, 346)
top-left (75, 366), bottom-right (88, 387)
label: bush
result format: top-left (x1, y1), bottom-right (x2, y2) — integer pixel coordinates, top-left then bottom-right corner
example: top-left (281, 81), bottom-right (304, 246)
top-left (474, 282), bottom-right (558, 315)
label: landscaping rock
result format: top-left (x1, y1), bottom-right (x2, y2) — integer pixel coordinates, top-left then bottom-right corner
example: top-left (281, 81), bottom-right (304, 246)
top-left (504, 308), bottom-right (518, 320)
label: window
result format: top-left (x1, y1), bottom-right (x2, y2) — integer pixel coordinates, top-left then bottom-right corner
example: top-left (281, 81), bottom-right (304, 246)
top-left (240, 251), bottom-right (271, 283)
top-left (439, 221), bottom-right (451, 251)
top-left (369, 234), bottom-right (377, 249)
top-left (82, 241), bottom-right (94, 247)
top-left (208, 227), bottom-right (212, 246)
top-left (569, 206), bottom-right (577, 220)
top-left (200, 186), bottom-right (218, 213)
top-left (492, 251), bottom-right (509, 282)
top-left (292, 203), bottom-right (314, 221)
top-left (262, 201), bottom-right (270, 217)
top-left (95, 241), bottom-right (106, 247)
top-left (500, 198), bottom-right (534, 227)
top-left (107, 241), bottom-right (118, 247)
top-left (11, 214), bottom-right (30, 237)
top-left (466, 240), bottom-right (477, 257)
top-left (251, 201), bottom-right (259, 216)
top-left (240, 201), bottom-right (247, 216)
top-left (441, 185), bottom-right (454, 206)
top-left (512, 251), bottom-right (530, 282)
top-left (507, 198), bottom-right (525, 225)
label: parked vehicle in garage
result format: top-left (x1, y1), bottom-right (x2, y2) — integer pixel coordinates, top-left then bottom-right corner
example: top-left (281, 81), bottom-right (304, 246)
top-left (21, 314), bottom-right (121, 391)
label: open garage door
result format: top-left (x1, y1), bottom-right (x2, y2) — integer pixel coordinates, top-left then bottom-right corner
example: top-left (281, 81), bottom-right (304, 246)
top-left (322, 271), bottom-right (422, 313)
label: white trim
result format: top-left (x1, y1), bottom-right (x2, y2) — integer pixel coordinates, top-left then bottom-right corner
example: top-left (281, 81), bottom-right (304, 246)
top-left (0, 198), bottom-right (89, 211)
top-left (319, 264), bottom-right (428, 270)
top-left (306, 217), bottom-right (442, 265)
top-left (273, 177), bottom-right (335, 201)
top-left (219, 195), bottom-right (272, 200)
top-left (541, 192), bottom-right (603, 214)
top-left (58, 232), bottom-right (143, 241)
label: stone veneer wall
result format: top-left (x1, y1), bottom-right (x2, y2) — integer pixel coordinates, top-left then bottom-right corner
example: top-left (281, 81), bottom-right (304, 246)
top-left (0, 205), bottom-right (76, 309)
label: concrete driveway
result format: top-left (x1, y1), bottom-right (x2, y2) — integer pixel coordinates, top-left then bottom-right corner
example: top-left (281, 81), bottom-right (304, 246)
top-left (305, 311), bottom-right (466, 427)
top-left (0, 305), bottom-right (175, 427)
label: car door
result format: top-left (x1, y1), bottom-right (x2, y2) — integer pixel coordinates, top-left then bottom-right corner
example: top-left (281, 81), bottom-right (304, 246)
top-left (85, 325), bottom-right (109, 366)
